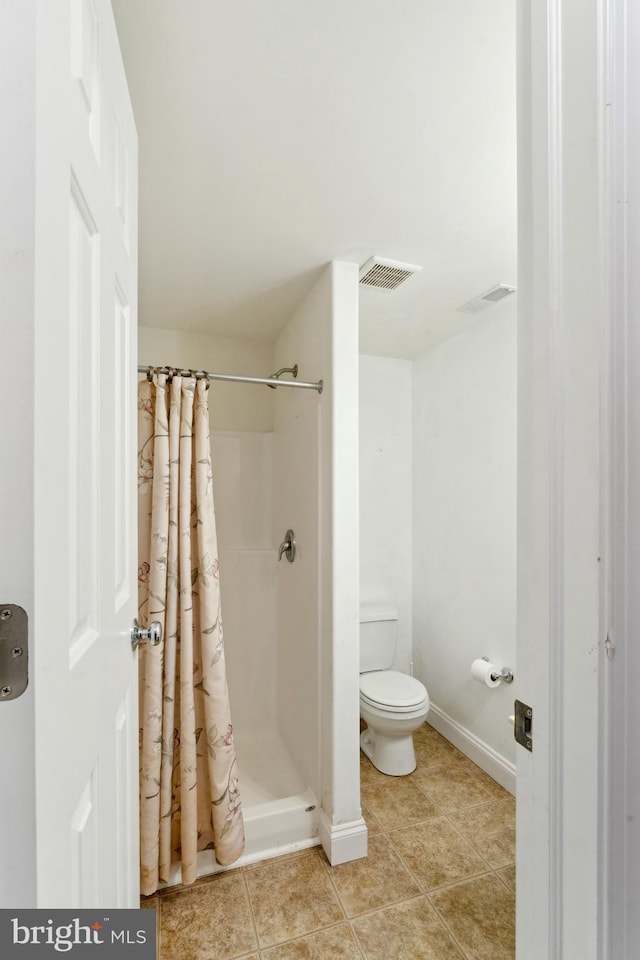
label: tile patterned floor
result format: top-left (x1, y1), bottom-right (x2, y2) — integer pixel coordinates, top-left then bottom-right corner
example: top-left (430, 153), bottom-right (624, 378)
top-left (144, 723), bottom-right (515, 960)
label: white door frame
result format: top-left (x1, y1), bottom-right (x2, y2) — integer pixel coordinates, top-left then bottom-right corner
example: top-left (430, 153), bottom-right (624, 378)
top-left (517, 0), bottom-right (637, 957)
top-left (602, 1), bottom-right (640, 956)
top-left (517, 0), bottom-right (603, 954)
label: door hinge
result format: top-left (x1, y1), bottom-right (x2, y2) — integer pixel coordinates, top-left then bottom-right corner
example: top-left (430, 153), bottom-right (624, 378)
top-left (0, 604), bottom-right (29, 701)
top-left (514, 699), bottom-right (533, 752)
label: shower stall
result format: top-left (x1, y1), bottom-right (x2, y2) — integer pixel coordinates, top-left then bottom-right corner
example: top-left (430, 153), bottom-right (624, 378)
top-left (140, 261), bottom-right (365, 883)
top-left (210, 410), bottom-right (319, 862)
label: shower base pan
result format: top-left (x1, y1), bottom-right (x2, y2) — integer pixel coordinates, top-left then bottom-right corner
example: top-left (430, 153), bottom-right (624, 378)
top-left (166, 789), bottom-right (320, 887)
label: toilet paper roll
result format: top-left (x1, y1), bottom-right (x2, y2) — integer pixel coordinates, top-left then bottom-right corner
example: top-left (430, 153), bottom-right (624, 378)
top-left (471, 658), bottom-right (502, 688)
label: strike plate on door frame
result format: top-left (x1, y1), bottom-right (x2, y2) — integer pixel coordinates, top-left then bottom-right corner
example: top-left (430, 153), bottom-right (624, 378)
top-left (514, 699), bottom-right (533, 751)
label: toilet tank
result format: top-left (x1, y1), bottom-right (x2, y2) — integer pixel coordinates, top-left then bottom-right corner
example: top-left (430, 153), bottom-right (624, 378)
top-left (359, 605), bottom-right (398, 672)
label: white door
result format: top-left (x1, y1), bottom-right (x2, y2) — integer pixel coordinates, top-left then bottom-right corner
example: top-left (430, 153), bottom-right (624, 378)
top-left (33, 0), bottom-right (138, 907)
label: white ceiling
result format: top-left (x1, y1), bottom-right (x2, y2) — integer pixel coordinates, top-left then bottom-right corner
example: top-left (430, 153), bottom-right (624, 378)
top-left (112, 0), bottom-right (517, 359)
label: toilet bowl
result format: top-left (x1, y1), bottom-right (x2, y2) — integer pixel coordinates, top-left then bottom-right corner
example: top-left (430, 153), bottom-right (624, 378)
top-left (359, 668), bottom-right (429, 776)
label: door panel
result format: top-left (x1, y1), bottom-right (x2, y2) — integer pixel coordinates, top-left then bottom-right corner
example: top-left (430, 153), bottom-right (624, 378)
top-left (34, 0), bottom-right (138, 907)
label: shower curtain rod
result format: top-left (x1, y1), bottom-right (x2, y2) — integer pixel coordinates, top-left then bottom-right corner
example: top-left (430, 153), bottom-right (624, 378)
top-left (137, 364), bottom-right (323, 394)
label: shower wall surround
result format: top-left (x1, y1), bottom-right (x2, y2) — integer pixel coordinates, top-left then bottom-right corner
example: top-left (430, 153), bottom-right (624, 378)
top-left (138, 326), bottom-right (275, 432)
top-left (210, 429), bottom-right (284, 797)
top-left (272, 401), bottom-right (320, 794)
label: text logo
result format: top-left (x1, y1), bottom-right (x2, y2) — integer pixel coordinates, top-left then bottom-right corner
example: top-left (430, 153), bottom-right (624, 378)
top-left (1, 909), bottom-right (156, 957)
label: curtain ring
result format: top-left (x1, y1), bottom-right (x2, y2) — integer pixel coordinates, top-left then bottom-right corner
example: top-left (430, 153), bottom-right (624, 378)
top-left (146, 365), bottom-right (154, 382)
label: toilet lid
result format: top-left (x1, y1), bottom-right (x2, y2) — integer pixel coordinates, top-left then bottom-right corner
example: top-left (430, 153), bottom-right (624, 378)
top-left (359, 670), bottom-right (427, 709)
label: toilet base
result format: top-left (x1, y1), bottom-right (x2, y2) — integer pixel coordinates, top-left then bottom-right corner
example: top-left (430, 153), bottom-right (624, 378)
top-left (360, 727), bottom-right (417, 777)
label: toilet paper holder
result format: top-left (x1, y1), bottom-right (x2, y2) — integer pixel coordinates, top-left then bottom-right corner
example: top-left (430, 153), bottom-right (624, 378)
top-left (481, 656), bottom-right (514, 684)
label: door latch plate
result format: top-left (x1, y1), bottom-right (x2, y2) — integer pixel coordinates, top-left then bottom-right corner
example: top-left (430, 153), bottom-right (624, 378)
top-left (514, 699), bottom-right (533, 751)
top-left (0, 604), bottom-right (28, 701)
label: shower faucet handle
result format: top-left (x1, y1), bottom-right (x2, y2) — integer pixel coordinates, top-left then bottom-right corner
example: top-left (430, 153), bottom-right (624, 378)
top-left (278, 529), bottom-right (296, 563)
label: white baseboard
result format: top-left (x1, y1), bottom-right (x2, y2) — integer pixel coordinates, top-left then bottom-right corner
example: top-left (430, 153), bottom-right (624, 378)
top-left (426, 703), bottom-right (516, 795)
top-left (318, 810), bottom-right (368, 866)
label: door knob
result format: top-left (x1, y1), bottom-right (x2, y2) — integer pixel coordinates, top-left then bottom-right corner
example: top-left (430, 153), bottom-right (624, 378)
top-left (131, 618), bottom-right (162, 651)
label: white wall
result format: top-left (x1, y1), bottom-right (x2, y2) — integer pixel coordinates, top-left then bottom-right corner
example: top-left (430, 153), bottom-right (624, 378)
top-left (139, 326), bottom-right (274, 432)
top-left (412, 304), bottom-right (517, 778)
top-left (274, 261), bottom-right (364, 864)
top-left (0, 0), bottom-right (37, 907)
top-left (359, 356), bottom-right (413, 672)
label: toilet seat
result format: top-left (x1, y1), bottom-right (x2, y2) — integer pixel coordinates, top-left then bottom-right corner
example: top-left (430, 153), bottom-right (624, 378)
top-left (359, 670), bottom-right (427, 712)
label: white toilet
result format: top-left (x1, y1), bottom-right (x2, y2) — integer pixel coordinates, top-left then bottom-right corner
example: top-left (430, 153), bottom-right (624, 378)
top-left (359, 605), bottom-right (430, 776)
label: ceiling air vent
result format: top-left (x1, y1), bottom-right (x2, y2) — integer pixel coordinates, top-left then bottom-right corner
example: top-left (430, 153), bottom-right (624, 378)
top-left (359, 256), bottom-right (423, 290)
top-left (458, 284), bottom-right (516, 315)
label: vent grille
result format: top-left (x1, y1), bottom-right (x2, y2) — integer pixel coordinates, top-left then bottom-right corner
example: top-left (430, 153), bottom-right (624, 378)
top-left (359, 257), bottom-right (422, 290)
top-left (458, 284), bottom-right (516, 315)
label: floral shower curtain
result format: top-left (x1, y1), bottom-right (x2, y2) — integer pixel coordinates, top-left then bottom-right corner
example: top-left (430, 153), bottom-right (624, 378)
top-left (137, 372), bottom-right (244, 896)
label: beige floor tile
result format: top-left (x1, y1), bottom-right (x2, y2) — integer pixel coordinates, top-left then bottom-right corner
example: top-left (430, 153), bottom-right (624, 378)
top-left (260, 923), bottom-right (361, 960)
top-left (158, 724), bottom-right (516, 960)
top-left (413, 736), bottom-right (462, 762)
top-left (388, 817), bottom-right (490, 891)
top-left (360, 749), bottom-right (387, 784)
top-left (413, 738), bottom-right (460, 769)
top-left (361, 776), bottom-right (440, 830)
top-left (361, 800), bottom-right (383, 838)
top-left (463, 767), bottom-right (512, 800)
top-left (413, 723), bottom-right (453, 746)
top-left (352, 896), bottom-right (465, 960)
top-left (447, 798), bottom-right (516, 868)
top-left (159, 872), bottom-right (257, 960)
top-left (413, 733), bottom-right (512, 806)
top-left (412, 761), bottom-right (495, 814)
top-left (155, 865), bottom-right (245, 899)
top-left (328, 834), bottom-right (420, 917)
top-left (412, 727), bottom-right (459, 759)
top-left (413, 751), bottom-right (478, 776)
top-left (141, 895), bottom-right (159, 957)
top-left (245, 850), bottom-right (344, 948)
top-left (496, 864), bottom-right (516, 893)
top-left (430, 873), bottom-right (515, 960)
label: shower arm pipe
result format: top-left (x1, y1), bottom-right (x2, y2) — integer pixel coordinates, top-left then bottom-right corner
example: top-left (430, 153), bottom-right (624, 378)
top-left (267, 364), bottom-right (297, 388)
top-left (137, 365), bottom-right (323, 394)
